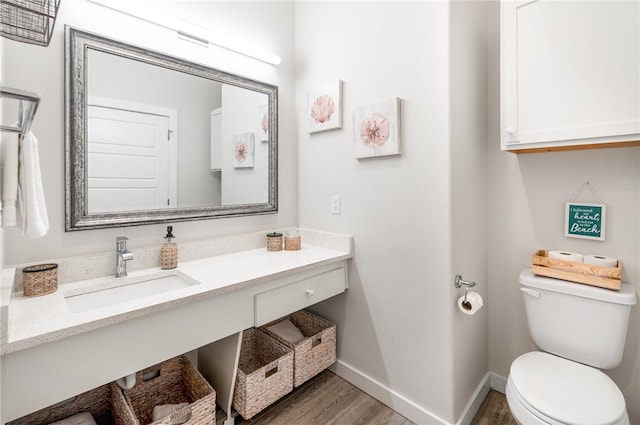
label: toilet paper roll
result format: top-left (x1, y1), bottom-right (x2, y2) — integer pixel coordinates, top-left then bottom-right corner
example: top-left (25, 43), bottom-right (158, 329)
top-left (548, 250), bottom-right (583, 263)
top-left (457, 291), bottom-right (483, 315)
top-left (583, 254), bottom-right (618, 268)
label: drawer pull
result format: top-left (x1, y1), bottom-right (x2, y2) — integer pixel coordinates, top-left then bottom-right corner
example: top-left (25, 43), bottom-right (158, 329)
top-left (306, 288), bottom-right (315, 297)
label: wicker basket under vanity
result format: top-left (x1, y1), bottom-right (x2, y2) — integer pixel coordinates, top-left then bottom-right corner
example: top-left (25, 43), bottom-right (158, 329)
top-left (22, 263), bottom-right (58, 297)
top-left (233, 327), bottom-right (294, 420)
top-left (7, 382), bottom-right (136, 425)
top-left (121, 355), bottom-right (216, 425)
top-left (261, 309), bottom-right (336, 387)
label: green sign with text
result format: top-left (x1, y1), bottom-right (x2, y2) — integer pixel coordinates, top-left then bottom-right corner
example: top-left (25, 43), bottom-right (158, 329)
top-left (565, 202), bottom-right (606, 241)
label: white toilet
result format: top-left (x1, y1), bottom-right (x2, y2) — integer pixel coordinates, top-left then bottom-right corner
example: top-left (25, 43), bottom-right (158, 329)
top-left (506, 269), bottom-right (636, 425)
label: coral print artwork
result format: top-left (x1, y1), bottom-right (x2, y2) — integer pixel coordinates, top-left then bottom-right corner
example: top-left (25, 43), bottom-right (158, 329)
top-left (232, 132), bottom-right (255, 168)
top-left (360, 114), bottom-right (390, 146)
top-left (353, 98), bottom-right (401, 159)
top-left (258, 104), bottom-right (268, 142)
top-left (312, 95), bottom-right (335, 123)
top-left (308, 80), bottom-right (342, 133)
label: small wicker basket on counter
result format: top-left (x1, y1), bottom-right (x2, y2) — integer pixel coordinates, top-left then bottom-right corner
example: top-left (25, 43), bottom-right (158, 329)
top-left (22, 263), bottom-right (58, 297)
top-left (266, 232), bottom-right (283, 251)
top-left (284, 234), bottom-right (301, 251)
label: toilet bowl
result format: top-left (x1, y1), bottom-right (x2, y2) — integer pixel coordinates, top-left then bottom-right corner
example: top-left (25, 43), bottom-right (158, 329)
top-left (506, 270), bottom-right (636, 425)
top-left (506, 352), bottom-right (629, 425)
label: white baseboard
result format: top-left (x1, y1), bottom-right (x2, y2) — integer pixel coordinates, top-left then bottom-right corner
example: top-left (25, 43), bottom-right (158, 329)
top-left (490, 373), bottom-right (507, 394)
top-left (330, 360), bottom-right (449, 425)
top-left (330, 361), bottom-right (510, 425)
top-left (455, 372), bottom-right (491, 425)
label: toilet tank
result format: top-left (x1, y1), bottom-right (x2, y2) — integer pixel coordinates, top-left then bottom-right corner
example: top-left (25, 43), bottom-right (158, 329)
top-left (519, 269), bottom-right (636, 369)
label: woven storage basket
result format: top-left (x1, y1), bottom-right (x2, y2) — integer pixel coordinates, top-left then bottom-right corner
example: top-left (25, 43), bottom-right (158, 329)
top-left (7, 382), bottom-right (136, 425)
top-left (22, 263), bottom-right (58, 296)
top-left (232, 327), bottom-right (293, 420)
top-left (261, 309), bottom-right (336, 387)
top-left (122, 355), bottom-right (216, 425)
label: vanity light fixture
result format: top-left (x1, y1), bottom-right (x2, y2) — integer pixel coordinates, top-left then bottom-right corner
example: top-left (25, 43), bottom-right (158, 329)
top-left (86, 0), bottom-right (282, 66)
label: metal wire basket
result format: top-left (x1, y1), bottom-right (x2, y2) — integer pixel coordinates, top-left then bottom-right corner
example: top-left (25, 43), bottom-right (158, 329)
top-left (0, 0), bottom-right (61, 47)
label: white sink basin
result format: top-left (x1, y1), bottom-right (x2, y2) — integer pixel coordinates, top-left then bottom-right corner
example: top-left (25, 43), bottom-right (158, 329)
top-left (64, 271), bottom-right (200, 314)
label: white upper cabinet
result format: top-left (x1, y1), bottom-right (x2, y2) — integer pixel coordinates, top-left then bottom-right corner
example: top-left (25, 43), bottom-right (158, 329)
top-left (501, 0), bottom-right (640, 152)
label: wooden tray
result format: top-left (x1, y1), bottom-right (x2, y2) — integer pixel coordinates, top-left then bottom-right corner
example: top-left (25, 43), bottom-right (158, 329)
top-left (531, 250), bottom-right (622, 291)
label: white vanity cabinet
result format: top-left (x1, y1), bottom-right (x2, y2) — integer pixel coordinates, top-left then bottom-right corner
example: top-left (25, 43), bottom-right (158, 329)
top-left (500, 0), bottom-right (640, 152)
top-left (0, 247), bottom-right (349, 425)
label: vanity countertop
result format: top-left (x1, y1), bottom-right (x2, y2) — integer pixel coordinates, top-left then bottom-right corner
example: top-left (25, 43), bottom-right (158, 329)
top-left (1, 235), bottom-right (352, 356)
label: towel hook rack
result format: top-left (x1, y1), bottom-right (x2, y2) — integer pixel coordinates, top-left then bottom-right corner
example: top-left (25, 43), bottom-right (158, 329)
top-left (0, 86), bottom-right (41, 135)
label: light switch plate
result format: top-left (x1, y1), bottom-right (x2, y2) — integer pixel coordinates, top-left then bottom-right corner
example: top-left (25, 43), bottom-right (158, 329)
top-left (331, 196), bottom-right (341, 214)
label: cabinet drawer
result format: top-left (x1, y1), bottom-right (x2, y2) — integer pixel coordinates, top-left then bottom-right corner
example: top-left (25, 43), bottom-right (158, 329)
top-left (255, 267), bottom-right (346, 326)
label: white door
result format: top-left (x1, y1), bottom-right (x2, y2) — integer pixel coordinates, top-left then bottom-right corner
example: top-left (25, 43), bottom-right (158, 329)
top-left (87, 105), bottom-right (175, 213)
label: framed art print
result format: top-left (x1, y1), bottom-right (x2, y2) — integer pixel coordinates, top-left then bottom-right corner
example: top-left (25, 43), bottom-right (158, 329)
top-left (308, 80), bottom-right (342, 133)
top-left (353, 97), bottom-right (401, 159)
top-left (232, 132), bottom-right (255, 168)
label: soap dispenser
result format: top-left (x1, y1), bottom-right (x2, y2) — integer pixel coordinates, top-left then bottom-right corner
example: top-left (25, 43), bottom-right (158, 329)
top-left (160, 226), bottom-right (178, 269)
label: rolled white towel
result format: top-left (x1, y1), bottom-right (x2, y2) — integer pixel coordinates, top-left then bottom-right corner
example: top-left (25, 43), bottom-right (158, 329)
top-left (1, 130), bottom-right (19, 227)
top-left (16, 131), bottom-right (49, 238)
top-left (47, 412), bottom-right (97, 425)
top-left (267, 319), bottom-right (305, 344)
top-left (153, 402), bottom-right (189, 424)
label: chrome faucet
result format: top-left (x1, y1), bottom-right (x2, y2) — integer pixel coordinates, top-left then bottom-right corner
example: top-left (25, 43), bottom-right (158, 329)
top-left (115, 236), bottom-right (133, 278)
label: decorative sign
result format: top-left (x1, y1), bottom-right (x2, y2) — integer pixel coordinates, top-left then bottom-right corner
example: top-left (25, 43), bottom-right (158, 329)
top-left (565, 202), bottom-right (606, 241)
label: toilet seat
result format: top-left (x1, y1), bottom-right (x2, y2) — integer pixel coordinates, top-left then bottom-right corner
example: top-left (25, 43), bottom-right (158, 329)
top-left (508, 352), bottom-right (628, 425)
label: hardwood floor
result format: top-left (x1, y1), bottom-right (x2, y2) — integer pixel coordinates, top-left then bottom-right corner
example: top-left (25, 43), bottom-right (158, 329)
top-left (470, 390), bottom-right (519, 425)
top-left (235, 370), bottom-right (517, 425)
top-left (236, 370), bottom-right (413, 425)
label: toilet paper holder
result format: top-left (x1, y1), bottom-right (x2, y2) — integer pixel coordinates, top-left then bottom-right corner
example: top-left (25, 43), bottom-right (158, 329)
top-left (454, 275), bottom-right (476, 304)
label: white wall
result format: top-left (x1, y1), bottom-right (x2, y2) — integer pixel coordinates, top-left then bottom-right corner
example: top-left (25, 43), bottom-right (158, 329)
top-left (487, 3), bottom-right (640, 424)
top-left (296, 2), bottom-right (487, 423)
top-left (220, 85), bottom-right (270, 205)
top-left (450, 1), bottom-right (489, 419)
top-left (1, 0), bottom-right (296, 266)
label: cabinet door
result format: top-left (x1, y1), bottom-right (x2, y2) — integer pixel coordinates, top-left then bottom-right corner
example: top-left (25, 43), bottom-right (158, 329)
top-left (501, 0), bottom-right (640, 151)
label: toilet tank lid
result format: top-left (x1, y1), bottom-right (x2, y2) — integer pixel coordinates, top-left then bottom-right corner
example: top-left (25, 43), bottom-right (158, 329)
top-left (520, 269), bottom-right (636, 305)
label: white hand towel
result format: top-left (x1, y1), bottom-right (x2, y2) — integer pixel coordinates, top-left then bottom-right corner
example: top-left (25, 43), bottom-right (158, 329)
top-left (16, 131), bottom-right (49, 238)
top-left (1, 131), bottom-right (19, 227)
top-left (47, 411), bottom-right (97, 425)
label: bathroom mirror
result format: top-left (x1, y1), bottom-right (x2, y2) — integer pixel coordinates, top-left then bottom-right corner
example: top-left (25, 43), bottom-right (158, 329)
top-left (65, 26), bottom-right (278, 231)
